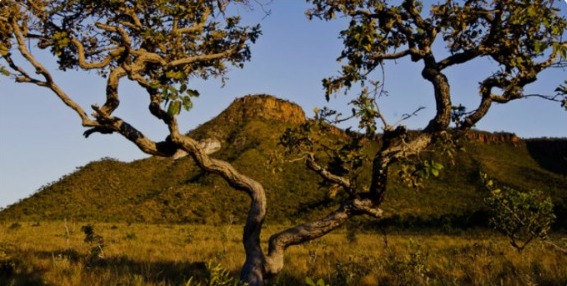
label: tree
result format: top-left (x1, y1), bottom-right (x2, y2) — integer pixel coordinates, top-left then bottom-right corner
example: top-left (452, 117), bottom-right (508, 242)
top-left (481, 173), bottom-right (556, 252)
top-left (279, 0), bottom-right (566, 259)
top-left (1, 1), bottom-right (566, 286)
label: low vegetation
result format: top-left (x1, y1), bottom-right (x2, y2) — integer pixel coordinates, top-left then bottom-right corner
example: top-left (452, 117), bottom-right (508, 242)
top-left (1, 102), bottom-right (566, 230)
top-left (0, 221), bottom-right (566, 286)
top-left (1, 98), bottom-right (566, 284)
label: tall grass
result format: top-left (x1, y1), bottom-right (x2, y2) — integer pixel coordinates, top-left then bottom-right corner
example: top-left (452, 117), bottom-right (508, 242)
top-left (1, 221), bottom-right (566, 285)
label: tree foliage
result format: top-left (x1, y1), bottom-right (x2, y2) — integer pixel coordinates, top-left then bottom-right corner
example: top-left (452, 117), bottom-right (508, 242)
top-left (481, 173), bottom-right (555, 251)
top-left (1, 0), bottom-right (259, 130)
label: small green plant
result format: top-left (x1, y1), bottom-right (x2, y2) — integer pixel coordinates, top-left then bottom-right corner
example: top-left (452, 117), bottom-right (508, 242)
top-left (332, 257), bottom-right (372, 286)
top-left (185, 262), bottom-right (245, 286)
top-left (304, 277), bottom-right (329, 286)
top-left (384, 240), bottom-right (430, 285)
top-left (482, 173), bottom-right (556, 251)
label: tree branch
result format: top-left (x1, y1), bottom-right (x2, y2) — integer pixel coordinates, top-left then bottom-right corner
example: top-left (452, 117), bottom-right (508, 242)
top-left (168, 117), bottom-right (267, 285)
top-left (71, 38), bottom-right (125, 69)
top-left (372, 49), bottom-right (411, 62)
top-left (10, 17), bottom-right (96, 127)
top-left (168, 45), bottom-right (243, 67)
top-left (174, 7), bottom-right (211, 35)
top-left (305, 154), bottom-right (353, 195)
top-left (265, 197), bottom-right (382, 275)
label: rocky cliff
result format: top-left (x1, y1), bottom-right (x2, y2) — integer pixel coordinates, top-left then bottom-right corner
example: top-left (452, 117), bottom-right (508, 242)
top-left (465, 131), bottom-right (521, 145)
top-left (189, 94), bottom-right (307, 142)
top-left (215, 94), bottom-right (306, 124)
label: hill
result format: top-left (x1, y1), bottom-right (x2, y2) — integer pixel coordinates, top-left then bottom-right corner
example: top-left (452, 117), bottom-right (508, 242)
top-left (1, 94), bottom-right (566, 229)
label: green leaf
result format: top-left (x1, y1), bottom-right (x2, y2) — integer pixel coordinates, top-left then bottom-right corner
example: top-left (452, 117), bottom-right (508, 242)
top-left (150, 81), bottom-right (161, 89)
top-left (432, 162), bottom-right (444, 170)
top-left (165, 70), bottom-right (177, 79)
top-left (186, 89), bottom-right (200, 97)
top-left (0, 65), bottom-right (10, 77)
top-left (167, 101), bottom-right (181, 116)
top-left (181, 96), bottom-right (193, 111)
top-left (431, 168), bottom-right (439, 177)
top-left (305, 277), bottom-right (316, 286)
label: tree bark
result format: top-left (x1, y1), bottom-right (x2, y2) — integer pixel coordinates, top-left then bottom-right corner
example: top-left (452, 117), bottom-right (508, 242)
top-left (169, 122), bottom-right (267, 285)
top-left (264, 198), bottom-right (382, 275)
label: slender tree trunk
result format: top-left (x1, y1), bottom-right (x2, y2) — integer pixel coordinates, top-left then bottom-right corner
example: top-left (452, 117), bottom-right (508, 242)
top-left (169, 128), bottom-right (268, 286)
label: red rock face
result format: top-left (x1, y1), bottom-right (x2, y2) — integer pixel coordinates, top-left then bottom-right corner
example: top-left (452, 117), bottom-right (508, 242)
top-left (219, 94), bottom-right (306, 124)
top-left (465, 131), bottom-right (521, 145)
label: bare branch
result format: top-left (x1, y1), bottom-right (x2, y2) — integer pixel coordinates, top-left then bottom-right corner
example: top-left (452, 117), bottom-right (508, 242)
top-left (71, 38), bottom-right (125, 69)
top-left (265, 197), bottom-right (382, 275)
top-left (373, 49), bottom-right (411, 62)
top-left (10, 16), bottom-right (96, 127)
top-left (100, 67), bottom-right (126, 116)
top-left (305, 154), bottom-right (353, 194)
top-left (523, 93), bottom-right (565, 102)
top-left (168, 47), bottom-right (242, 67)
top-left (389, 106), bottom-right (425, 130)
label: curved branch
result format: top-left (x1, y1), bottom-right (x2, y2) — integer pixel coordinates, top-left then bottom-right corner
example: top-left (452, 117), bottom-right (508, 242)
top-left (458, 93), bottom-right (493, 135)
top-left (422, 60), bottom-right (452, 132)
top-left (305, 154), bottom-right (353, 194)
top-left (95, 22), bottom-right (132, 46)
top-left (101, 66), bottom-right (126, 115)
top-left (265, 198), bottom-right (382, 275)
top-left (369, 128), bottom-right (433, 202)
top-left (87, 105), bottom-right (177, 156)
top-left (174, 7), bottom-right (211, 35)
top-left (71, 37), bottom-right (125, 69)
top-left (168, 118), bottom-right (267, 286)
top-left (10, 17), bottom-right (96, 127)
top-left (438, 48), bottom-right (482, 70)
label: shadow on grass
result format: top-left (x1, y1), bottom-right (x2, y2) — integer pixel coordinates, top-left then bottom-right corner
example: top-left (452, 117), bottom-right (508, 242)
top-left (89, 255), bottom-right (210, 284)
top-left (0, 255), bottom-right (46, 286)
top-left (6, 248), bottom-right (311, 285)
top-left (4, 248), bottom-right (211, 285)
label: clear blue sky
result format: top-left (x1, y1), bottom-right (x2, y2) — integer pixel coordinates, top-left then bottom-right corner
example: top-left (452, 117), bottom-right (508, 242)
top-left (1, 2), bottom-right (566, 209)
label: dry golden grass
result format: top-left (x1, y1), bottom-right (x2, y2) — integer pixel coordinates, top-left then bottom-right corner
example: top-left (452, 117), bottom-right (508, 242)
top-left (1, 221), bottom-right (566, 285)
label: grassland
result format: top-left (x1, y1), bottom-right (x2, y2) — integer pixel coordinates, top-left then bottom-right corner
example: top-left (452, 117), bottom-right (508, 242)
top-left (1, 97), bottom-right (566, 285)
top-left (1, 221), bottom-right (566, 285)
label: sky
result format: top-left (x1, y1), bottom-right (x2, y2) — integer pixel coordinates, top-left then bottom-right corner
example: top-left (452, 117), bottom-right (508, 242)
top-left (1, 1), bottom-right (566, 209)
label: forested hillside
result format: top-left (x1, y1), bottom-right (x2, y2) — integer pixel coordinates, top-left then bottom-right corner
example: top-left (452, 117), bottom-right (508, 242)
top-left (2, 95), bottom-right (566, 228)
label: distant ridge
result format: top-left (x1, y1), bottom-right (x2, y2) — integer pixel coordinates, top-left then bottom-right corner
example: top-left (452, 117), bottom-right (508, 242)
top-left (1, 94), bottom-right (566, 229)
top-left (465, 131), bottom-right (520, 145)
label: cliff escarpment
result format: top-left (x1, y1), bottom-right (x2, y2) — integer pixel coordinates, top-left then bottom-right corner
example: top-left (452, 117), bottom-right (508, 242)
top-left (465, 131), bottom-right (521, 145)
top-left (214, 94), bottom-right (306, 124)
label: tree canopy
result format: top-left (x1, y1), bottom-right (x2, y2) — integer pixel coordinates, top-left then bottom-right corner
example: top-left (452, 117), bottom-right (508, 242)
top-left (279, 0), bottom-right (567, 197)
